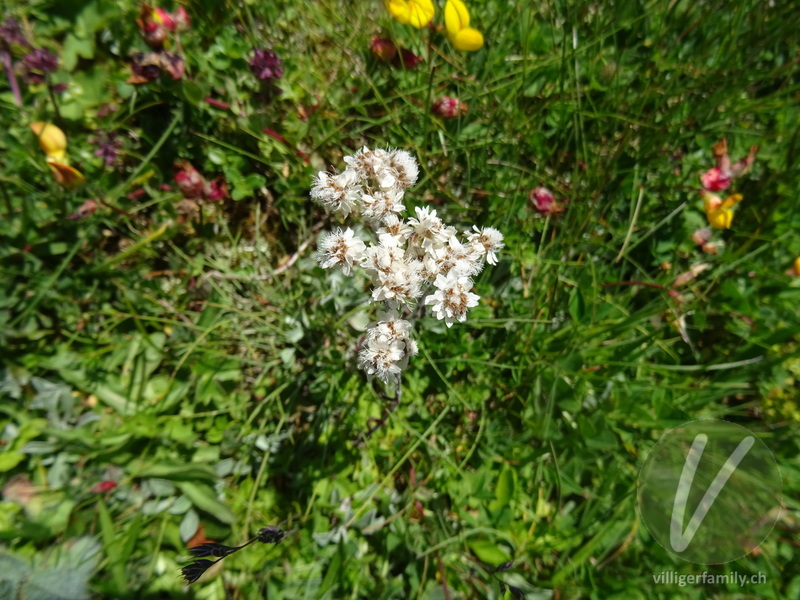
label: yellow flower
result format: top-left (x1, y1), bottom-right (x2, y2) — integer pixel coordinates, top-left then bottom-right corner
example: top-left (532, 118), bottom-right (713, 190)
top-left (386, 0), bottom-right (435, 29)
top-left (48, 162), bottom-right (85, 187)
top-left (29, 121), bottom-right (84, 187)
top-left (30, 121), bottom-right (67, 161)
top-left (702, 190), bottom-right (742, 229)
top-left (793, 257), bottom-right (800, 276)
top-left (444, 0), bottom-right (484, 51)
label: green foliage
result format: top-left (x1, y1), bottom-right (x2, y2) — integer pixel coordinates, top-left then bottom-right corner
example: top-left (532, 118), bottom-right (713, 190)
top-left (1, 0), bottom-right (799, 599)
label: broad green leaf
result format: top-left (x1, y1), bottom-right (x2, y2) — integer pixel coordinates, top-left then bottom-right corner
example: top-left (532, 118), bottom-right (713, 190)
top-left (176, 481), bottom-right (235, 524)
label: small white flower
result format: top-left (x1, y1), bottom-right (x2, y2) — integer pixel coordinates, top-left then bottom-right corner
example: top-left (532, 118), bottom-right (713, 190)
top-left (368, 310), bottom-right (414, 344)
top-left (388, 149), bottom-right (419, 189)
top-left (407, 206), bottom-right (448, 254)
top-left (358, 337), bottom-right (405, 383)
top-left (417, 254), bottom-right (440, 280)
top-left (362, 188), bottom-right (405, 221)
top-left (362, 243), bottom-right (405, 276)
top-left (465, 225), bottom-right (505, 266)
top-left (371, 260), bottom-right (423, 305)
top-left (310, 169), bottom-right (361, 217)
top-left (424, 272), bottom-right (480, 328)
top-left (377, 215), bottom-right (413, 247)
top-left (317, 227), bottom-right (366, 275)
top-left (344, 146), bottom-right (392, 187)
top-left (434, 235), bottom-right (483, 277)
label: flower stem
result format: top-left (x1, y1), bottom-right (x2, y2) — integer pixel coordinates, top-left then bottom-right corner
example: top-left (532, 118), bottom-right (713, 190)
top-left (1, 49), bottom-right (22, 106)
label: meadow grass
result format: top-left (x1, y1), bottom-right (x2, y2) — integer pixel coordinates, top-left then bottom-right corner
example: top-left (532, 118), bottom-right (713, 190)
top-left (1, 0), bottom-right (799, 598)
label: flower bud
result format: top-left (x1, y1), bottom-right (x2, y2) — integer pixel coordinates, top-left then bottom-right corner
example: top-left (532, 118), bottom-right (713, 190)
top-left (432, 96), bottom-right (467, 119)
top-left (397, 48), bottom-right (423, 69)
top-left (370, 37), bottom-right (398, 62)
top-left (249, 48), bottom-right (284, 83)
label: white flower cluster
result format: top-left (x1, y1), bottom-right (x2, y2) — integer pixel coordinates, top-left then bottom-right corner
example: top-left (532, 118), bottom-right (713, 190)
top-left (312, 147), bottom-right (504, 383)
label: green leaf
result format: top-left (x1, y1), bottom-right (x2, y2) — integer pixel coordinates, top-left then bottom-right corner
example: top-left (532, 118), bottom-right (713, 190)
top-left (175, 481), bottom-right (235, 524)
top-left (468, 540), bottom-right (510, 565)
top-left (62, 34), bottom-right (95, 71)
top-left (182, 81), bottom-right (211, 106)
top-left (132, 462), bottom-right (218, 483)
top-left (0, 452), bottom-right (25, 472)
top-left (489, 467), bottom-right (515, 511)
top-left (231, 173), bottom-right (266, 201)
top-left (318, 542), bottom-right (344, 597)
top-left (97, 500), bottom-right (126, 591)
top-left (23, 569), bottom-right (90, 600)
top-left (569, 287), bottom-right (587, 322)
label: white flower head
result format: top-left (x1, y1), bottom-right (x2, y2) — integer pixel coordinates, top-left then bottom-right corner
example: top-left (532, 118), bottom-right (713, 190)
top-left (344, 146), bottom-right (394, 189)
top-left (358, 337), bottom-right (404, 383)
top-left (417, 254), bottom-right (440, 280)
top-left (407, 206), bottom-right (448, 255)
top-left (387, 149), bottom-right (419, 189)
top-left (371, 259), bottom-right (423, 306)
top-left (424, 272), bottom-right (480, 328)
top-left (362, 242), bottom-right (405, 276)
top-left (434, 235), bottom-right (484, 277)
top-left (368, 310), bottom-right (414, 344)
top-left (317, 227), bottom-right (366, 275)
top-left (362, 188), bottom-right (405, 222)
top-left (377, 214), bottom-right (413, 248)
top-left (465, 225), bottom-right (505, 266)
top-left (310, 169), bottom-right (361, 217)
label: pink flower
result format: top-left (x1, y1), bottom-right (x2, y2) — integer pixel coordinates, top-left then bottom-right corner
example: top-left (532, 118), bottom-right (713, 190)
top-left (172, 6), bottom-right (190, 31)
top-left (174, 161), bottom-right (228, 202)
top-left (699, 138), bottom-right (758, 192)
top-left (529, 186), bottom-right (564, 216)
top-left (174, 161), bottom-right (206, 199)
top-left (691, 227), bottom-right (713, 246)
top-left (700, 167), bottom-right (731, 191)
top-left (152, 8), bottom-right (175, 31)
top-left (205, 178), bottom-right (228, 201)
top-left (68, 199), bottom-right (98, 220)
top-left (432, 96), bottom-right (467, 119)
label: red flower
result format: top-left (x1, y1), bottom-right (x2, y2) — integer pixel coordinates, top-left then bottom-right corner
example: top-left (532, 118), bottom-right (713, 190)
top-left (370, 37), bottom-right (398, 62)
top-left (397, 48), bottom-right (423, 69)
top-left (174, 161), bottom-right (206, 199)
top-left (92, 480), bottom-right (117, 493)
